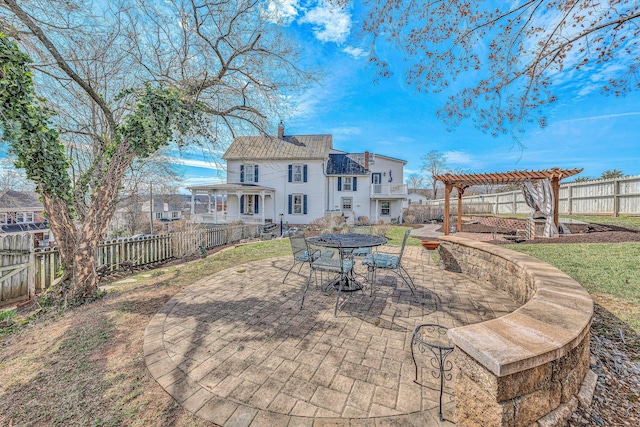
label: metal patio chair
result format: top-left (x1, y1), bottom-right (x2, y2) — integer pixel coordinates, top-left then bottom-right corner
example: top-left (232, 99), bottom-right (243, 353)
top-left (362, 229), bottom-right (416, 295)
top-left (343, 225), bottom-right (374, 257)
top-left (301, 239), bottom-right (354, 317)
top-left (283, 231), bottom-right (335, 283)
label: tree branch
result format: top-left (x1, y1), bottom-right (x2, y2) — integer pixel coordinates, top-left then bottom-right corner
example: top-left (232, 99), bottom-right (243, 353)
top-left (2, 0), bottom-right (117, 130)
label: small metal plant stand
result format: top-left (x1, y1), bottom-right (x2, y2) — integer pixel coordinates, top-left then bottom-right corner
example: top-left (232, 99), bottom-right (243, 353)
top-left (411, 323), bottom-right (454, 422)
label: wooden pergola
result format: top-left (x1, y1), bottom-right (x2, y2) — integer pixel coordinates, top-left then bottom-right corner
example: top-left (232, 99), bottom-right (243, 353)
top-left (434, 168), bottom-right (583, 235)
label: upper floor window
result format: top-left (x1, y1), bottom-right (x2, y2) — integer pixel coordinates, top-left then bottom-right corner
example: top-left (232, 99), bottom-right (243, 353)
top-left (155, 212), bottom-right (163, 220)
top-left (288, 194), bottom-right (308, 215)
top-left (343, 177), bottom-right (353, 191)
top-left (240, 164), bottom-right (259, 183)
top-left (171, 211), bottom-right (179, 219)
top-left (15, 212), bottom-right (34, 223)
top-left (288, 164), bottom-right (307, 183)
top-left (337, 176), bottom-right (357, 191)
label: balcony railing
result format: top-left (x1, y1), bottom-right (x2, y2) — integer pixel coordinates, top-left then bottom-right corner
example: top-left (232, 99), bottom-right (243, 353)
top-left (371, 184), bottom-right (407, 197)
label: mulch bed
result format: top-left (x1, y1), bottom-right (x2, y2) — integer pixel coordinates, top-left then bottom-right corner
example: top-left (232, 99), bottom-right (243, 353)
top-left (454, 222), bottom-right (640, 244)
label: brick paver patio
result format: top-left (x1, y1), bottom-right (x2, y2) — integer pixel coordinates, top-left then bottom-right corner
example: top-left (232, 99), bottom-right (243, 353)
top-left (144, 245), bottom-right (520, 426)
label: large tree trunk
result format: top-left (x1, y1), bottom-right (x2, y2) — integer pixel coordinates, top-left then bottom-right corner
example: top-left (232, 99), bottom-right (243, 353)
top-left (41, 142), bottom-right (135, 304)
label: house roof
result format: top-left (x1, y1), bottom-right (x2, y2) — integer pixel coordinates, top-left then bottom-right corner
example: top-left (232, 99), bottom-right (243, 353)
top-left (0, 190), bottom-right (43, 212)
top-left (326, 154), bottom-right (369, 175)
top-left (223, 134), bottom-right (332, 160)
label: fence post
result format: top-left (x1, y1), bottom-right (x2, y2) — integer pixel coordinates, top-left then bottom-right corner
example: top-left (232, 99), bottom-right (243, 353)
top-left (613, 179), bottom-right (619, 217)
top-left (27, 235), bottom-right (36, 300)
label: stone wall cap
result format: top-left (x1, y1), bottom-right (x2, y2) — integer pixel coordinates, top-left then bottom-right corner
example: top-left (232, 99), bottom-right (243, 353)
top-left (441, 236), bottom-right (593, 377)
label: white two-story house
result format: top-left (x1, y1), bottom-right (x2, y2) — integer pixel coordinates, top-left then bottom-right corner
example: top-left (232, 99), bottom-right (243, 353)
top-left (187, 124), bottom-right (407, 225)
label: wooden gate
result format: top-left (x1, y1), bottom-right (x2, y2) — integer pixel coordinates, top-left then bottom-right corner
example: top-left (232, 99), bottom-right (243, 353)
top-left (0, 233), bottom-right (34, 307)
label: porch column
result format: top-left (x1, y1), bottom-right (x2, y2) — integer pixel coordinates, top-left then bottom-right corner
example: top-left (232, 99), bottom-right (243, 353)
top-left (261, 191), bottom-right (266, 224)
top-left (444, 183), bottom-right (452, 235)
top-left (375, 200), bottom-right (379, 222)
top-left (207, 193), bottom-right (212, 213)
top-left (190, 191), bottom-right (195, 215)
top-left (214, 191), bottom-right (218, 223)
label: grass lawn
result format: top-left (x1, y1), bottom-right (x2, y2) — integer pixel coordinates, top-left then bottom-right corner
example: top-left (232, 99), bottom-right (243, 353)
top-left (385, 226), bottom-right (421, 246)
top-left (480, 213), bottom-right (640, 231)
top-left (509, 242), bottom-right (640, 332)
top-left (560, 215), bottom-right (640, 231)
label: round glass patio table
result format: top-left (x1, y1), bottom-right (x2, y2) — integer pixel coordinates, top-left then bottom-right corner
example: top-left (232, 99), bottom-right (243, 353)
top-left (306, 233), bottom-right (387, 291)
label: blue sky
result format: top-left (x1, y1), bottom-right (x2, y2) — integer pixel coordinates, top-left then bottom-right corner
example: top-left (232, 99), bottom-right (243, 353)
top-left (3, 1), bottom-right (635, 190)
top-left (176, 0), bottom-right (640, 191)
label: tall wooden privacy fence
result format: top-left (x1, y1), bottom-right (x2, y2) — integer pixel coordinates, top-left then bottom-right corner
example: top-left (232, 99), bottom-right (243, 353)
top-left (1, 224), bottom-right (262, 308)
top-left (423, 175), bottom-right (640, 217)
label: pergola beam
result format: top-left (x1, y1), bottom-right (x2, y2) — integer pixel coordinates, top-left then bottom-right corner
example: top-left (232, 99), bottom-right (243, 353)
top-left (436, 168), bottom-right (582, 236)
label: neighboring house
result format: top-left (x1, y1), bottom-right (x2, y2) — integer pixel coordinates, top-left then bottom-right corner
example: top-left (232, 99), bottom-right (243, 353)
top-left (0, 190), bottom-right (54, 246)
top-left (110, 197), bottom-right (183, 236)
top-left (141, 200), bottom-right (183, 222)
top-left (403, 191), bottom-right (429, 208)
top-left (187, 124), bottom-right (408, 225)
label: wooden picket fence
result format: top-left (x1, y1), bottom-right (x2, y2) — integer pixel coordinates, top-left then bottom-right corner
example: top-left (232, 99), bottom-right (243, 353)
top-left (1, 223), bottom-right (262, 308)
top-left (423, 175), bottom-right (640, 217)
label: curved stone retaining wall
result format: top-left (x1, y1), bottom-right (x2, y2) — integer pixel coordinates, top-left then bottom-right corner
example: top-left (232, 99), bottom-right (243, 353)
top-left (438, 236), bottom-right (594, 427)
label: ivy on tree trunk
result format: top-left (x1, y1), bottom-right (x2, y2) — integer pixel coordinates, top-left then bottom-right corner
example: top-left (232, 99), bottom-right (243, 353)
top-left (0, 33), bottom-right (202, 305)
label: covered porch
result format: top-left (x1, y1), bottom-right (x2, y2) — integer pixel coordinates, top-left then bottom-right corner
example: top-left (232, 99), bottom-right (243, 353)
top-left (187, 183), bottom-right (276, 225)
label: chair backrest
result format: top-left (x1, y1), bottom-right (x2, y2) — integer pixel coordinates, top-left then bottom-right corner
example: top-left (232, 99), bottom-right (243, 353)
top-left (289, 231), bottom-right (307, 258)
top-left (306, 239), bottom-right (346, 272)
top-left (396, 229), bottom-right (412, 265)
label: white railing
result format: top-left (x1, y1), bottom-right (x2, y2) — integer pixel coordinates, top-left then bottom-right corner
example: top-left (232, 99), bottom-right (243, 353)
top-left (371, 183), bottom-right (408, 197)
top-left (193, 213), bottom-right (269, 224)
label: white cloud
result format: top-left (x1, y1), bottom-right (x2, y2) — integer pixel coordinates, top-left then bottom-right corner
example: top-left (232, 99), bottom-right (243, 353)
top-left (444, 150), bottom-right (475, 167)
top-left (556, 112), bottom-right (640, 124)
top-left (167, 157), bottom-right (225, 171)
top-left (263, 0), bottom-right (300, 24)
top-left (343, 46), bottom-right (368, 59)
top-left (184, 176), bottom-right (226, 187)
top-left (330, 126), bottom-right (361, 136)
top-left (300, 1), bottom-right (352, 44)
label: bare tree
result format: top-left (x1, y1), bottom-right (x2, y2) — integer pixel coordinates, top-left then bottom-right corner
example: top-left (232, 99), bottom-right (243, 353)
top-left (356, 0), bottom-right (639, 136)
top-left (406, 173), bottom-right (425, 191)
top-left (0, 158), bottom-right (35, 191)
top-left (421, 150), bottom-right (448, 199)
top-left (0, 0), bottom-right (313, 304)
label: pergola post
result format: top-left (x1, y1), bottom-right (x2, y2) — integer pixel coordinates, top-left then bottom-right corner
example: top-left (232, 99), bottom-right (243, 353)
top-left (444, 183), bottom-right (452, 236)
top-left (552, 178), bottom-right (560, 229)
top-left (457, 187), bottom-right (465, 232)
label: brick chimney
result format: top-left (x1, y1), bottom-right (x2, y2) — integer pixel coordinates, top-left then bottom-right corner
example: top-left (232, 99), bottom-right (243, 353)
top-left (364, 151), bottom-right (369, 169)
top-left (278, 121), bottom-right (284, 139)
